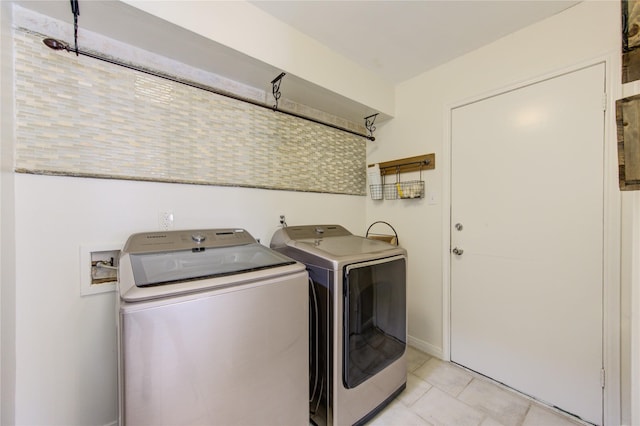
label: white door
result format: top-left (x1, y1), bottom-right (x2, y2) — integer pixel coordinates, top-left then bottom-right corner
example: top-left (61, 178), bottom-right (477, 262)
top-left (450, 63), bottom-right (605, 425)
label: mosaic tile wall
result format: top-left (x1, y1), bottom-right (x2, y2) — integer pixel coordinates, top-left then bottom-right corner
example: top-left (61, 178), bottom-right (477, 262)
top-left (13, 29), bottom-right (367, 195)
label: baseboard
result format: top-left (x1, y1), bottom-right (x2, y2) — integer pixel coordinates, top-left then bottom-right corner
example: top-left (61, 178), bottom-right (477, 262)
top-left (408, 335), bottom-right (443, 359)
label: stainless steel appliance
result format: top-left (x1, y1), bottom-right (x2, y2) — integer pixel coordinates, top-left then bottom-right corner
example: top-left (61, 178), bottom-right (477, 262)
top-left (270, 224), bottom-right (407, 426)
top-left (117, 228), bottom-right (309, 426)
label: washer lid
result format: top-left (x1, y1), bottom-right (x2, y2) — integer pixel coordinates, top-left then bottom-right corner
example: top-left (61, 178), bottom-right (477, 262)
top-left (130, 242), bottom-right (295, 287)
top-left (292, 235), bottom-right (396, 257)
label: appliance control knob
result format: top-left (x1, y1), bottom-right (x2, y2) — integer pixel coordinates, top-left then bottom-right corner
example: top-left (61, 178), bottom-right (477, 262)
top-left (315, 227), bottom-right (324, 235)
top-left (192, 234), bottom-right (206, 243)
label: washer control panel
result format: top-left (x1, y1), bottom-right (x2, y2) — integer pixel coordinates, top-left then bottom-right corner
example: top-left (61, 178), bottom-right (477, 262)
top-left (123, 228), bottom-right (256, 254)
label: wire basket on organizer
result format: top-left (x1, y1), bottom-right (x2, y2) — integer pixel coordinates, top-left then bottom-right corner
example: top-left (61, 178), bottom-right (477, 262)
top-left (384, 165), bottom-right (425, 200)
top-left (397, 164), bottom-right (424, 199)
top-left (369, 181), bottom-right (384, 200)
top-left (382, 168), bottom-right (424, 200)
top-left (382, 173), bottom-right (399, 200)
top-left (397, 179), bottom-right (424, 199)
top-left (366, 221), bottom-right (399, 246)
top-left (370, 161), bottom-right (426, 200)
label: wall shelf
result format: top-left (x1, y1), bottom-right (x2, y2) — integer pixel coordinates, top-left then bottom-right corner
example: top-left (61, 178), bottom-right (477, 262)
top-left (370, 154), bottom-right (435, 176)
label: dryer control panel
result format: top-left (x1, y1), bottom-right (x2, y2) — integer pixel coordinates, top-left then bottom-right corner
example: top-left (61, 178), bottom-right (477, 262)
top-left (272, 225), bottom-right (351, 246)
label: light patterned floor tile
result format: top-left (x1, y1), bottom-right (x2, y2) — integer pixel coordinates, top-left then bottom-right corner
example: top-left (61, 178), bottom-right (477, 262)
top-left (399, 373), bottom-right (432, 406)
top-left (458, 379), bottom-right (530, 426)
top-left (367, 400), bottom-right (433, 426)
top-left (411, 387), bottom-right (485, 426)
top-left (406, 346), bottom-right (431, 373)
top-left (480, 417), bottom-right (507, 426)
top-left (362, 348), bottom-right (587, 426)
top-left (413, 357), bottom-right (474, 396)
top-left (522, 405), bottom-right (586, 426)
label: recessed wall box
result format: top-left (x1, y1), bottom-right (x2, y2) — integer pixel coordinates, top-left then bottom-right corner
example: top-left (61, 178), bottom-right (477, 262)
top-left (80, 243), bottom-right (121, 296)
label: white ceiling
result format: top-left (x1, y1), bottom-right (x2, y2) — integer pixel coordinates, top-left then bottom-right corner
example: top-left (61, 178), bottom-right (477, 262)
top-left (14, 0), bottom-right (580, 123)
top-left (249, 0), bottom-right (580, 84)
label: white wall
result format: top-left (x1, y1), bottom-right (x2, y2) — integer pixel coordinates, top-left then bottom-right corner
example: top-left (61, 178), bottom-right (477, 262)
top-left (367, 1), bottom-right (631, 423)
top-left (1, 1), bottom-right (16, 424)
top-left (620, 76), bottom-right (640, 426)
top-left (631, 193), bottom-right (640, 426)
top-left (620, 190), bottom-right (640, 426)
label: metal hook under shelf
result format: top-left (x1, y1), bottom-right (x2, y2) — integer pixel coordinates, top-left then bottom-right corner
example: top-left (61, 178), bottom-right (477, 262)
top-left (379, 159), bottom-right (429, 174)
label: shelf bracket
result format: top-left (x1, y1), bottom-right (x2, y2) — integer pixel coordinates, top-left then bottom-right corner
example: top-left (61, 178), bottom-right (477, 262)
top-left (70, 0), bottom-right (80, 56)
top-left (271, 72), bottom-right (286, 110)
top-left (364, 113), bottom-right (379, 140)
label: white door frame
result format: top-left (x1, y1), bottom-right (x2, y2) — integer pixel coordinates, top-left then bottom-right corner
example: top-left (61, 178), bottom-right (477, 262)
top-left (441, 55), bottom-right (621, 425)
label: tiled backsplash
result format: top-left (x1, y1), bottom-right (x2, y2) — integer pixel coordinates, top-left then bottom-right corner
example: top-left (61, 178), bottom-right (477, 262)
top-left (13, 28), bottom-right (367, 195)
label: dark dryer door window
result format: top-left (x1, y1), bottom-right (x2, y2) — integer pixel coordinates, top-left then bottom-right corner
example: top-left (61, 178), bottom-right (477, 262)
top-left (343, 255), bottom-right (406, 389)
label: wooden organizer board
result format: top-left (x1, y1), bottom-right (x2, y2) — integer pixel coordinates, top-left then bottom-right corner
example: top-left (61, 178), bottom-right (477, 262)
top-left (369, 154), bottom-right (435, 176)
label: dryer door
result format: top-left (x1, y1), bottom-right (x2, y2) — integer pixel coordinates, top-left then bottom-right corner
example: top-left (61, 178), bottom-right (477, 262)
top-left (343, 255), bottom-right (406, 389)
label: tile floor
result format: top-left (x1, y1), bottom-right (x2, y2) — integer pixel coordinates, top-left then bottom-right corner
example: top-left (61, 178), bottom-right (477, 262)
top-left (366, 346), bottom-right (587, 426)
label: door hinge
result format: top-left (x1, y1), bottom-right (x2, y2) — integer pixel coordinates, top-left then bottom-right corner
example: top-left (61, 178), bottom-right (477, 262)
top-left (600, 368), bottom-right (606, 388)
top-left (602, 93), bottom-right (607, 111)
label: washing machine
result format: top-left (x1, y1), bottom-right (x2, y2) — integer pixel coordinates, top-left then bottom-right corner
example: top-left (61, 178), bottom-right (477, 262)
top-left (270, 224), bottom-right (407, 426)
top-left (117, 228), bottom-right (309, 426)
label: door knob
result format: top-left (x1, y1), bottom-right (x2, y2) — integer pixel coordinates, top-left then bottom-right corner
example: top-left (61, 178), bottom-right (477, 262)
top-left (452, 247), bottom-right (464, 256)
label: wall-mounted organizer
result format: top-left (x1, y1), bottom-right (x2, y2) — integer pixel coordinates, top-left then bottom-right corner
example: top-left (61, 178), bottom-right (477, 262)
top-left (368, 154), bottom-right (435, 200)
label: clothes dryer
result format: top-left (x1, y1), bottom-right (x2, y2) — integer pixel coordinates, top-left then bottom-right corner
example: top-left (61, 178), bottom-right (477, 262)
top-left (271, 224), bottom-right (407, 426)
